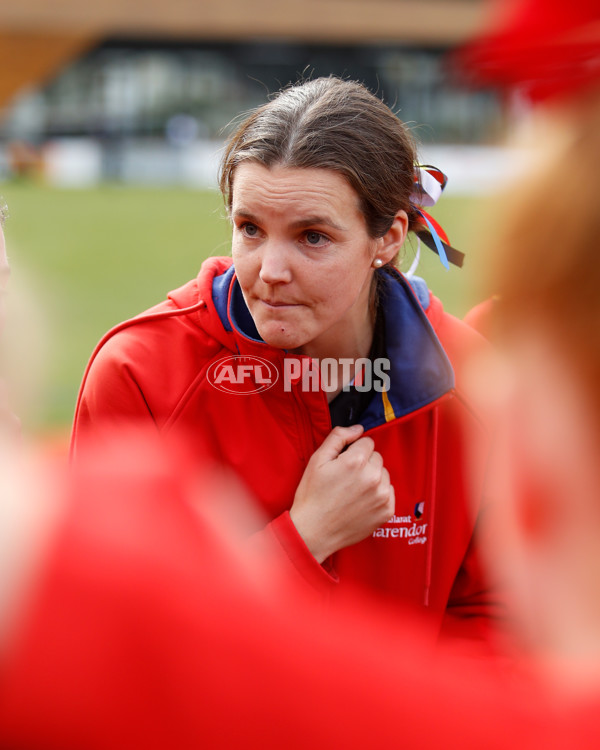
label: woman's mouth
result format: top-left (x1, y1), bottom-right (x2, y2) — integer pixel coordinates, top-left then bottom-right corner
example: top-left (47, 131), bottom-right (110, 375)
top-left (261, 299), bottom-right (301, 308)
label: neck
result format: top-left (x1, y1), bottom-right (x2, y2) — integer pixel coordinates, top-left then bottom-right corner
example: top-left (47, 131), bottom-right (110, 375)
top-left (292, 304), bottom-right (375, 361)
top-left (292, 307), bottom-right (376, 403)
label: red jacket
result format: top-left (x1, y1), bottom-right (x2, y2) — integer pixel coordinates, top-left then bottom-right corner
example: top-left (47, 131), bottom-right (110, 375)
top-left (72, 257), bottom-right (501, 638)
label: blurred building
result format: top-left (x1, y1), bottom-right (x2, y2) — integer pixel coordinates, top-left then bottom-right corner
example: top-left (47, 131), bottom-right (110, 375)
top-left (0, 0), bottom-right (505, 187)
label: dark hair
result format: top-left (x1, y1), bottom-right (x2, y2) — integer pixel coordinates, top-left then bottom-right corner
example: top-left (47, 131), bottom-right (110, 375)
top-left (219, 77), bottom-right (419, 239)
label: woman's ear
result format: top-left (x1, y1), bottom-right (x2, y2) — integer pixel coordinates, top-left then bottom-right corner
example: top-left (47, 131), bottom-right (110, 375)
top-left (374, 210), bottom-right (409, 266)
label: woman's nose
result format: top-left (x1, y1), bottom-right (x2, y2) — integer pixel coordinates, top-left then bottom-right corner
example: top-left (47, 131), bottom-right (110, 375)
top-left (258, 241), bottom-right (293, 285)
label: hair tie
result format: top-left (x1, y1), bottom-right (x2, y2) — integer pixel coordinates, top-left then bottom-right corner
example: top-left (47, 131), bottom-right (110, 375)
top-left (410, 164), bottom-right (448, 208)
top-left (409, 164), bottom-right (464, 271)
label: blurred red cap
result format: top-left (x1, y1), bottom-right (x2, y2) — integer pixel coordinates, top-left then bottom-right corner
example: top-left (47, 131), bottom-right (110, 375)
top-left (457, 0), bottom-right (600, 103)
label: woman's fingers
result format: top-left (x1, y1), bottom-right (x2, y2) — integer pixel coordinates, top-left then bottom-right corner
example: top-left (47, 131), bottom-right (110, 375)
top-left (313, 424), bottom-right (364, 464)
top-left (291, 428), bottom-right (395, 562)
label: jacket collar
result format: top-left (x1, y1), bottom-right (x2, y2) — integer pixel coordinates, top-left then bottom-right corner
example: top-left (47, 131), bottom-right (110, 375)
top-left (361, 272), bottom-right (454, 428)
top-left (211, 265), bottom-right (454, 423)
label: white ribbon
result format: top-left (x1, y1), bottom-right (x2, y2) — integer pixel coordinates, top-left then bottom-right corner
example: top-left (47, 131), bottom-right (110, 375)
top-left (409, 167), bottom-right (445, 208)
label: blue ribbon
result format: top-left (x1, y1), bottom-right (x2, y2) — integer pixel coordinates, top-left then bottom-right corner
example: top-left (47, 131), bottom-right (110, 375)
top-left (415, 209), bottom-right (450, 271)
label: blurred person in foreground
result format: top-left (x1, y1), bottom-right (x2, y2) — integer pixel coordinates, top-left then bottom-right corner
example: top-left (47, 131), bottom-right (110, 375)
top-left (455, 0), bottom-right (600, 680)
top-left (485, 97), bottom-right (600, 684)
top-left (473, 106), bottom-right (600, 679)
top-left (71, 77), bottom-right (501, 643)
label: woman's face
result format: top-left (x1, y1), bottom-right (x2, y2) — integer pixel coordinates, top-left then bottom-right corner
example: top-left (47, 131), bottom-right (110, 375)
top-left (230, 163), bottom-right (401, 358)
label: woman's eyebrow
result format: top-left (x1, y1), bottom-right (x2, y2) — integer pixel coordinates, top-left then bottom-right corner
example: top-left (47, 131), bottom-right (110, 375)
top-left (289, 216), bottom-right (347, 232)
top-left (232, 210), bottom-right (346, 233)
top-left (231, 210), bottom-right (261, 225)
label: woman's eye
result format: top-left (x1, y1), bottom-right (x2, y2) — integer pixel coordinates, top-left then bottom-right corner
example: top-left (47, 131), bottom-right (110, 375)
top-left (304, 231), bottom-right (328, 246)
top-left (241, 223), bottom-right (259, 238)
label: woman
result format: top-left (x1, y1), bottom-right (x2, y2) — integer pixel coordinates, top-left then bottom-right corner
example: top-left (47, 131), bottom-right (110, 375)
top-left (72, 77), bottom-right (500, 639)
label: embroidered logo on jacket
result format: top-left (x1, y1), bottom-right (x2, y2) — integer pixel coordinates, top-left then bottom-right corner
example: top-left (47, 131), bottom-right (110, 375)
top-left (372, 508), bottom-right (428, 545)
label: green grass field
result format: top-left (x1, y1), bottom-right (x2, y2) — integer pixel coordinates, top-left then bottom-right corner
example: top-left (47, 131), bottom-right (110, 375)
top-left (0, 182), bottom-right (487, 433)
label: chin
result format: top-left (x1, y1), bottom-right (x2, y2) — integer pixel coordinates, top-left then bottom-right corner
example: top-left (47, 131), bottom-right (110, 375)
top-left (256, 321), bottom-right (308, 351)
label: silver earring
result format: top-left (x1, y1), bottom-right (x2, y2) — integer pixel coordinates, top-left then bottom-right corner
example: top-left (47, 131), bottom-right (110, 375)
top-left (372, 258), bottom-right (384, 268)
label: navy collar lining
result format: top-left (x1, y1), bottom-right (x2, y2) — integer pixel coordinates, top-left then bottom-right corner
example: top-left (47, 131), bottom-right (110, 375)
top-left (212, 265), bottom-right (263, 342)
top-left (360, 272), bottom-right (454, 426)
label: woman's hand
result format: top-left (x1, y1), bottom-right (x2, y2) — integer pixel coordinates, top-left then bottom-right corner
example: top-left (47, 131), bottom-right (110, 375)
top-left (290, 425), bottom-right (395, 563)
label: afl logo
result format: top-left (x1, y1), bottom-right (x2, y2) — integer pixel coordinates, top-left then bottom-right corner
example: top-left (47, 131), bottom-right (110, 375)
top-left (207, 355), bottom-right (279, 395)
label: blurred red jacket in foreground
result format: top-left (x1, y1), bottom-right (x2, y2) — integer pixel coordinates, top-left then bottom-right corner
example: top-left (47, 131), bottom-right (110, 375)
top-left (0, 432), bottom-right (597, 749)
top-left (457, 0), bottom-right (600, 102)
